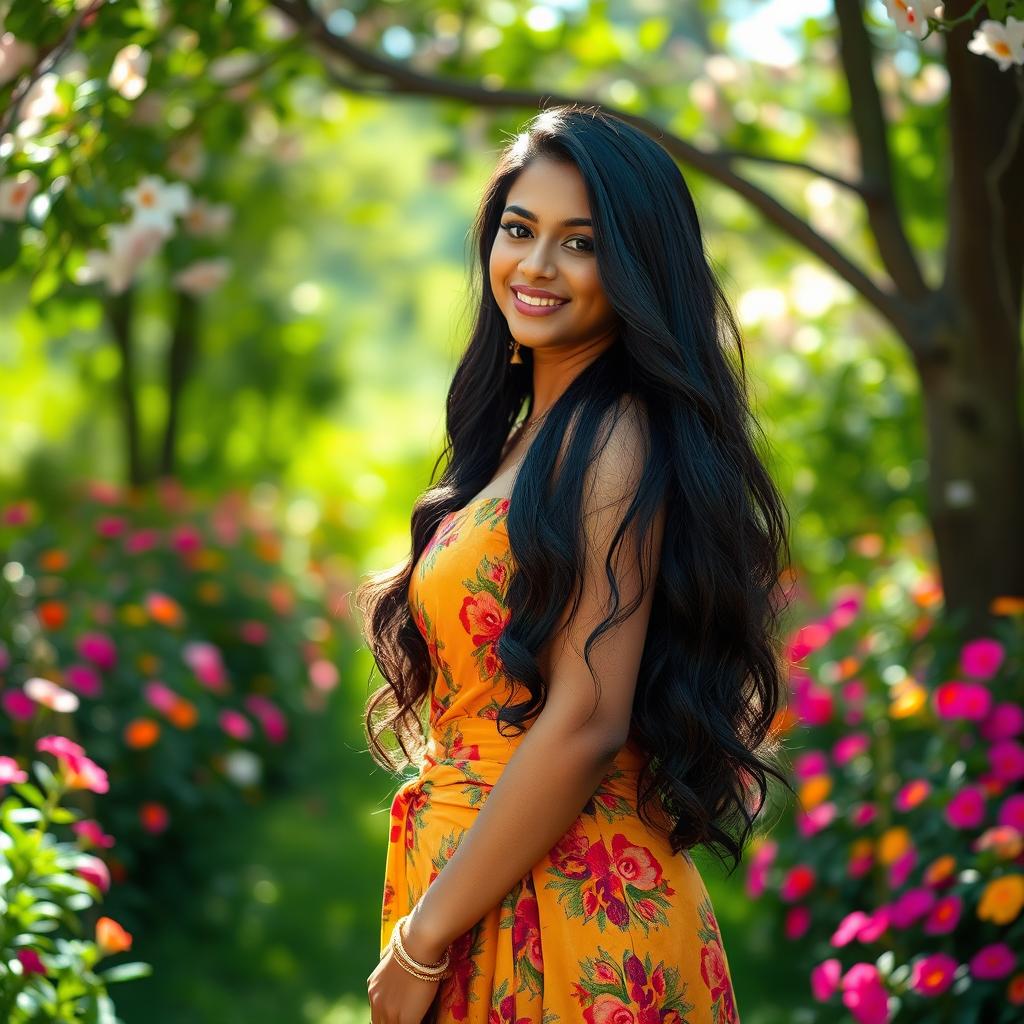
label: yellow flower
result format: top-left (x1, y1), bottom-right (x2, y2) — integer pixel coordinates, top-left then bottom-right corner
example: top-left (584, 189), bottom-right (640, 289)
top-left (799, 774), bottom-right (832, 811)
top-left (890, 679), bottom-right (927, 718)
top-left (877, 826), bottom-right (912, 866)
top-left (977, 874), bottom-right (1024, 925)
top-left (120, 604), bottom-right (147, 626)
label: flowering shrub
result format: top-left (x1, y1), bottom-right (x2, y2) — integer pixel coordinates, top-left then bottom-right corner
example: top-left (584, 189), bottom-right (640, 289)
top-left (0, 478), bottom-right (352, 891)
top-left (1, 734), bottom-right (148, 1022)
top-left (749, 563), bottom-right (1024, 1023)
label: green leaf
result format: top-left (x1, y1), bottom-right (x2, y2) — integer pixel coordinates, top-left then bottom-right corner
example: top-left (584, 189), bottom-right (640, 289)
top-left (0, 222), bottom-right (21, 271)
top-left (10, 782), bottom-right (45, 809)
top-left (100, 961), bottom-right (153, 984)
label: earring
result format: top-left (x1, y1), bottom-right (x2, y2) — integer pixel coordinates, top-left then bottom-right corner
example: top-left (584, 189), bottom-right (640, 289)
top-left (509, 339), bottom-right (524, 364)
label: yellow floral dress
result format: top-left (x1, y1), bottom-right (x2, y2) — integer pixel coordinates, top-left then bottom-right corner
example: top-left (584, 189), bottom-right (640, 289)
top-left (380, 495), bottom-right (739, 1023)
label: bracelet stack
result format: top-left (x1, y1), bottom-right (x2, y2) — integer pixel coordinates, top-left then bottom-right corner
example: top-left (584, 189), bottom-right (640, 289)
top-left (389, 913), bottom-right (452, 981)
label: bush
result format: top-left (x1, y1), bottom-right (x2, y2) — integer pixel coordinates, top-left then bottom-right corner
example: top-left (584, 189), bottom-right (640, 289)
top-left (1, 735), bottom-right (149, 1022)
top-left (0, 479), bottom-right (351, 902)
top-left (749, 563), bottom-right (1024, 1023)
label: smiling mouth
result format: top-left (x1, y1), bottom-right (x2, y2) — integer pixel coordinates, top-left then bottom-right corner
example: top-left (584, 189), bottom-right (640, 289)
top-left (512, 288), bottom-right (569, 308)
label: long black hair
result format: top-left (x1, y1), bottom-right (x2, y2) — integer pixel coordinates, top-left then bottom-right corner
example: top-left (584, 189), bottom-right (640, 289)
top-left (355, 103), bottom-right (794, 873)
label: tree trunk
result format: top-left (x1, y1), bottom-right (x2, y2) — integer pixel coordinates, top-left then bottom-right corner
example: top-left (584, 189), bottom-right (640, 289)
top-left (160, 290), bottom-right (199, 478)
top-left (105, 288), bottom-right (144, 488)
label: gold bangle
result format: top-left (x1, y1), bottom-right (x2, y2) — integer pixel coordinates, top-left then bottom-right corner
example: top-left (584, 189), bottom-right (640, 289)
top-left (389, 914), bottom-right (451, 981)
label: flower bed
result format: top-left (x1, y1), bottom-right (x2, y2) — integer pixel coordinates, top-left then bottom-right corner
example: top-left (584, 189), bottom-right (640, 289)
top-left (750, 564), bottom-right (1024, 1023)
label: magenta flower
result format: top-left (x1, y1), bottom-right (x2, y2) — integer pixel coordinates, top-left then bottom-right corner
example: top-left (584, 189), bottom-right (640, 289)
top-left (969, 943), bottom-right (1016, 980)
top-left (909, 952), bottom-right (958, 996)
top-left (828, 590), bottom-right (863, 629)
top-left (75, 632), bottom-right (117, 672)
top-left (793, 750), bottom-right (829, 780)
top-left (887, 887), bottom-right (935, 928)
top-left (850, 802), bottom-right (878, 827)
top-left (144, 681), bottom-right (179, 715)
top-left (76, 853), bottom-right (111, 892)
top-left (888, 848), bottom-right (918, 889)
top-left (2, 689), bottom-right (36, 721)
top-left (857, 906), bottom-right (890, 942)
top-left (64, 663), bottom-right (102, 698)
top-left (0, 755), bottom-right (28, 786)
top-left (980, 701), bottom-right (1024, 742)
top-left (745, 838), bottom-right (777, 898)
top-left (831, 910), bottom-right (871, 947)
top-left (72, 818), bottom-right (115, 849)
top-left (960, 637), bottom-right (1005, 680)
top-left (170, 524), bottom-right (202, 553)
top-left (794, 680), bottom-right (833, 725)
top-left (784, 904), bottom-right (811, 939)
top-left (183, 641), bottom-right (228, 692)
top-left (811, 958), bottom-right (842, 1001)
top-left (797, 801), bottom-right (837, 838)
top-left (989, 739), bottom-right (1024, 783)
top-left (95, 515), bottom-right (127, 538)
top-left (218, 709), bottom-right (253, 741)
top-left (36, 735), bottom-right (85, 759)
top-left (998, 793), bottom-right (1024, 831)
top-left (17, 948), bottom-right (46, 975)
top-left (123, 527), bottom-right (161, 554)
top-left (933, 680), bottom-right (992, 721)
top-left (780, 863), bottom-right (816, 902)
top-left (240, 620), bottom-right (268, 644)
top-left (833, 732), bottom-right (870, 766)
top-left (244, 694), bottom-right (288, 743)
top-left (923, 893), bottom-right (962, 934)
top-left (944, 785), bottom-right (986, 829)
top-left (840, 963), bottom-right (891, 1024)
top-left (788, 623), bottom-right (833, 663)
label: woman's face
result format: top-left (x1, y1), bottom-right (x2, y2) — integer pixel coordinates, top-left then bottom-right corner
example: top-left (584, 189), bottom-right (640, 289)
top-left (489, 157), bottom-right (619, 352)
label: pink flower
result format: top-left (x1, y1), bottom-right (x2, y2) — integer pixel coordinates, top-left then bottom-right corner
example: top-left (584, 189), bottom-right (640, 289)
top-left (0, 755), bottom-right (28, 785)
top-left (780, 863), bottom-right (816, 902)
top-left (933, 680), bottom-right (992, 721)
top-left (945, 785), bottom-right (986, 829)
top-left (887, 887), bottom-right (935, 928)
top-left (17, 948), bottom-right (46, 976)
top-left (218, 709), bottom-right (253, 741)
top-left (76, 853), bottom-right (111, 892)
top-left (811, 958), bottom-right (842, 1001)
top-left (170, 524), bottom-right (202, 553)
top-left (745, 839), bottom-right (777, 899)
top-left (989, 740), bottom-right (1024, 783)
top-left (64, 663), bottom-right (102, 698)
top-left (2, 689), bottom-right (36, 720)
top-left (785, 905), bottom-right (811, 939)
top-left (828, 590), bottom-right (863, 629)
top-left (36, 734), bottom-right (85, 760)
top-left (969, 943), bottom-right (1016, 980)
top-left (75, 632), bottom-right (117, 672)
top-left (888, 848), bottom-right (918, 889)
top-left (309, 658), bottom-right (339, 692)
top-left (789, 622), bottom-right (833, 663)
top-left (183, 641), bottom-right (228, 692)
top-left (24, 677), bottom-right (79, 713)
top-left (72, 819), bottom-right (115, 849)
top-left (981, 702), bottom-right (1024, 741)
top-left (797, 801), bottom-right (837, 837)
top-left (923, 893), bottom-right (962, 934)
top-left (240, 620), bottom-right (268, 644)
top-left (62, 752), bottom-right (110, 794)
top-left (144, 681), bottom-right (179, 714)
top-left (909, 952), bottom-right (958, 996)
top-left (831, 910), bottom-right (871, 947)
top-left (123, 528), bottom-right (161, 554)
top-left (793, 750), bottom-right (829, 779)
top-left (840, 963), bottom-right (890, 1024)
top-left (960, 637), bottom-right (1005, 680)
top-left (794, 680), bottom-right (833, 725)
top-left (850, 802), bottom-right (878, 827)
top-left (833, 732), bottom-right (870, 766)
top-left (857, 906), bottom-right (890, 942)
top-left (95, 515), bottom-right (127, 538)
top-left (998, 793), bottom-right (1024, 831)
top-left (894, 778), bottom-right (932, 811)
top-left (244, 694), bottom-right (288, 744)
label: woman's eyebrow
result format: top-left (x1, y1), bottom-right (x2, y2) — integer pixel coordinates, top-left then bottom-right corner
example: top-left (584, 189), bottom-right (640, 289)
top-left (502, 204), bottom-right (592, 227)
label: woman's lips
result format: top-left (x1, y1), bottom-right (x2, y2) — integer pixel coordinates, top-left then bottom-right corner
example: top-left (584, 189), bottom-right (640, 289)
top-left (511, 289), bottom-right (570, 317)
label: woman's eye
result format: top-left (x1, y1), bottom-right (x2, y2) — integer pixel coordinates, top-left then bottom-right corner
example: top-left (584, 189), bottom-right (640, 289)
top-left (500, 222), bottom-right (593, 253)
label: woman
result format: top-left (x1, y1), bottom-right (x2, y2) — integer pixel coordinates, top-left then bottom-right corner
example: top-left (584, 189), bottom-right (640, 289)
top-left (358, 103), bottom-right (793, 1024)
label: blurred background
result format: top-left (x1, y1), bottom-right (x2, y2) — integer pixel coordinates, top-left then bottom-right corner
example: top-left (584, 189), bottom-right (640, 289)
top-left (1, 1), bottom-right (1023, 1023)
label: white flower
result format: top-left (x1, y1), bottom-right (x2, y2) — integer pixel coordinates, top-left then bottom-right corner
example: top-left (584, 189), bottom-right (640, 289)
top-left (0, 170), bottom-right (39, 220)
top-left (22, 72), bottom-right (59, 120)
top-left (172, 257), bottom-right (231, 295)
top-left (883, 1), bottom-right (940, 40)
top-left (123, 174), bottom-right (191, 234)
top-left (77, 222), bottom-right (166, 293)
top-left (183, 197), bottom-right (233, 237)
top-left (967, 17), bottom-right (1024, 71)
top-left (108, 43), bottom-right (150, 100)
top-left (166, 135), bottom-right (206, 182)
top-left (24, 676), bottom-right (79, 713)
top-left (0, 31), bottom-right (34, 88)
top-left (223, 749), bottom-right (262, 787)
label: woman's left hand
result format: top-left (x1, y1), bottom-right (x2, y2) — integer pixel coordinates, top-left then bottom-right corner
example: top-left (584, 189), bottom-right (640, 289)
top-left (367, 945), bottom-right (443, 1024)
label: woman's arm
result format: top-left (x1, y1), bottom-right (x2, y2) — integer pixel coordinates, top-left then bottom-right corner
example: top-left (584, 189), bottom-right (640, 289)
top-left (402, 401), bottom-right (666, 962)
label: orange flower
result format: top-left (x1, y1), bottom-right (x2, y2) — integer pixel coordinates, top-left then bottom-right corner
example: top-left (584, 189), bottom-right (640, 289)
top-left (139, 801), bottom-right (169, 834)
top-left (37, 600), bottom-right (68, 630)
top-left (39, 549), bottom-right (68, 572)
top-left (96, 916), bottom-right (132, 955)
top-left (255, 535), bottom-right (281, 563)
top-left (991, 595), bottom-right (1024, 616)
top-left (877, 826), bottom-right (912, 866)
top-left (977, 874), bottom-right (1024, 925)
top-left (923, 854), bottom-right (956, 887)
top-left (124, 718), bottom-right (160, 749)
top-left (167, 698), bottom-right (198, 729)
top-left (144, 591), bottom-right (184, 628)
top-left (799, 774), bottom-right (832, 811)
top-left (1008, 972), bottom-right (1024, 1005)
top-left (890, 679), bottom-right (927, 719)
top-left (850, 838), bottom-right (873, 860)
